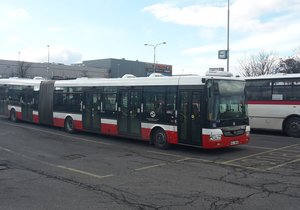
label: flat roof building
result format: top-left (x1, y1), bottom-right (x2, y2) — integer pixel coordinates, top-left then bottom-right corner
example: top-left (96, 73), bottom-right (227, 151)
top-left (83, 58), bottom-right (172, 78)
top-left (0, 58), bottom-right (172, 79)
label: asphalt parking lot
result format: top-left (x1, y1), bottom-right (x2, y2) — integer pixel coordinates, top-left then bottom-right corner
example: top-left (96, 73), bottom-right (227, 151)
top-left (0, 117), bottom-right (299, 210)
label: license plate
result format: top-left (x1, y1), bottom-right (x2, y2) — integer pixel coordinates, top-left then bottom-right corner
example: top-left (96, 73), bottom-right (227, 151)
top-left (230, 140), bottom-right (239, 145)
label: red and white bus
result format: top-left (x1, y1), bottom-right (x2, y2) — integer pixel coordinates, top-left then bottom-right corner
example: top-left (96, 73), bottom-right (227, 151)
top-left (0, 74), bottom-right (250, 149)
top-left (245, 73), bottom-right (300, 137)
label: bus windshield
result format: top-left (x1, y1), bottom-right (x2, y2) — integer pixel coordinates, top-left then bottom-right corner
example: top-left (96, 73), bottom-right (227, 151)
top-left (207, 79), bottom-right (247, 122)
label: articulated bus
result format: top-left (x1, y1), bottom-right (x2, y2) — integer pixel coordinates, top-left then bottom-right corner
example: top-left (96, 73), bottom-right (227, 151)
top-left (245, 73), bottom-right (300, 137)
top-left (0, 74), bottom-right (250, 149)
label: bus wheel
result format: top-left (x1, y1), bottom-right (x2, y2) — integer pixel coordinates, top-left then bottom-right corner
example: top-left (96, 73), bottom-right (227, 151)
top-left (285, 117), bottom-right (300, 137)
top-left (153, 129), bottom-right (170, 149)
top-left (64, 117), bottom-right (75, 133)
top-left (10, 109), bottom-right (18, 122)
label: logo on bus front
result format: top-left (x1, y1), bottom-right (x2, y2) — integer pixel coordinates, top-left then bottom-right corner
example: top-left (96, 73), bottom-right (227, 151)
top-left (150, 111), bottom-right (156, 118)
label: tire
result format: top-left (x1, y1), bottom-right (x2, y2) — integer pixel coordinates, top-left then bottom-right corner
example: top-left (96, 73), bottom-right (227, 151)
top-left (153, 128), bottom-right (170, 149)
top-left (285, 117), bottom-right (300, 137)
top-left (64, 117), bottom-right (75, 133)
top-left (10, 109), bottom-right (18, 122)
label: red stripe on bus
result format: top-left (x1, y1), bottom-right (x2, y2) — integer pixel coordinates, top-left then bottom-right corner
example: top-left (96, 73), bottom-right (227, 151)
top-left (166, 130), bottom-right (178, 144)
top-left (53, 118), bottom-right (83, 130)
top-left (141, 128), bottom-right (151, 140)
top-left (53, 118), bottom-right (65, 127)
top-left (247, 100), bottom-right (300, 105)
top-left (73, 120), bottom-right (83, 130)
top-left (101, 123), bottom-right (118, 135)
top-left (33, 115), bottom-right (39, 123)
top-left (141, 128), bottom-right (178, 144)
top-left (16, 112), bottom-right (22, 120)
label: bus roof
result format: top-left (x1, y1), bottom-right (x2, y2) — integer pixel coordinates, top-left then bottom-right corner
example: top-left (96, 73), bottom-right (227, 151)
top-left (245, 73), bottom-right (300, 80)
top-left (0, 75), bottom-right (245, 88)
top-left (0, 77), bottom-right (43, 87)
top-left (54, 75), bottom-right (244, 87)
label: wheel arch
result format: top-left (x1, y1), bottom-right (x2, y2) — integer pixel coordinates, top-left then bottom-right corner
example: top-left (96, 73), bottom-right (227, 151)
top-left (64, 114), bottom-right (73, 122)
top-left (150, 126), bottom-right (166, 144)
top-left (9, 107), bottom-right (18, 122)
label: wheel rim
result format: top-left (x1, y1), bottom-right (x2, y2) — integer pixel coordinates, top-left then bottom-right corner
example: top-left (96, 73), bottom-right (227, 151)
top-left (156, 132), bottom-right (166, 145)
top-left (288, 120), bottom-right (300, 133)
top-left (11, 111), bottom-right (16, 121)
top-left (67, 118), bottom-right (73, 131)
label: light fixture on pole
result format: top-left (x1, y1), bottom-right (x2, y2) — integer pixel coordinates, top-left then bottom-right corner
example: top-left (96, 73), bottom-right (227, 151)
top-left (144, 41), bottom-right (166, 73)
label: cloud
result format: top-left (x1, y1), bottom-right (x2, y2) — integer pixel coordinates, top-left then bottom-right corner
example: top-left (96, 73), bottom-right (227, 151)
top-left (142, 3), bottom-right (226, 28)
top-left (1, 46), bottom-right (83, 65)
top-left (7, 35), bottom-right (20, 44)
top-left (8, 8), bottom-right (30, 19)
top-left (143, 0), bottom-right (300, 32)
top-left (47, 26), bottom-right (66, 32)
top-left (0, 6), bottom-right (30, 27)
top-left (37, 46), bottom-right (82, 64)
top-left (182, 44), bottom-right (221, 55)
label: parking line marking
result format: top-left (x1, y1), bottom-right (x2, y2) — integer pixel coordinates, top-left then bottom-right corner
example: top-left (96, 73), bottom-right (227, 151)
top-left (221, 162), bottom-right (266, 171)
top-left (147, 150), bottom-right (213, 163)
top-left (0, 121), bottom-right (112, 146)
top-left (174, 158), bottom-right (193, 162)
top-left (264, 158), bottom-right (300, 171)
top-left (146, 150), bottom-right (188, 158)
top-left (57, 165), bottom-right (114, 179)
top-left (241, 145), bottom-right (275, 150)
top-left (222, 144), bottom-right (300, 164)
top-left (134, 163), bottom-right (166, 171)
top-left (0, 146), bottom-right (114, 180)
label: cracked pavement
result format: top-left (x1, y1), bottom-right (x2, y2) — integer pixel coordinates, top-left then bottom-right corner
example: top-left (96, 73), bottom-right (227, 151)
top-left (0, 118), bottom-right (299, 210)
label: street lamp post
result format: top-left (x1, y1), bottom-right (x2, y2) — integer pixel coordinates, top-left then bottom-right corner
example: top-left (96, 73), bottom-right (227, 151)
top-left (47, 45), bottom-right (50, 78)
top-left (144, 42), bottom-right (166, 73)
top-left (217, 0), bottom-right (230, 72)
top-left (226, 0), bottom-right (230, 72)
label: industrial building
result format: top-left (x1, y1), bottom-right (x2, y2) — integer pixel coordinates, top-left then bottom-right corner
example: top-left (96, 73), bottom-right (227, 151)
top-left (0, 58), bottom-right (172, 79)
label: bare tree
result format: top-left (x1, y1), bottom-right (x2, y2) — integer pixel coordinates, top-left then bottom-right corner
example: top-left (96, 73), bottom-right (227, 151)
top-left (276, 57), bottom-right (300, 74)
top-left (238, 51), bottom-right (278, 77)
top-left (17, 61), bottom-right (32, 78)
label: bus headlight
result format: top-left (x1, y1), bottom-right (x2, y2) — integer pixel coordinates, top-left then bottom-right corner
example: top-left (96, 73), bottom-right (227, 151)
top-left (210, 134), bottom-right (222, 141)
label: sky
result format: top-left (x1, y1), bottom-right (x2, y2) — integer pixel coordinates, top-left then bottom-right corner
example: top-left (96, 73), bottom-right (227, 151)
top-left (1, 0), bottom-right (300, 76)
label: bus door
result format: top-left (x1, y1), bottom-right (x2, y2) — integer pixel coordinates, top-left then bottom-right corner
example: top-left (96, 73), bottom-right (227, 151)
top-left (21, 87), bottom-right (34, 122)
top-left (0, 86), bottom-right (8, 116)
top-left (178, 90), bottom-right (202, 145)
top-left (83, 90), bottom-right (101, 132)
top-left (118, 89), bottom-right (141, 136)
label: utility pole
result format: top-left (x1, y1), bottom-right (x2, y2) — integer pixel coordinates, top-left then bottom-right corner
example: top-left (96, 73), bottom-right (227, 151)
top-left (226, 0), bottom-right (230, 72)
